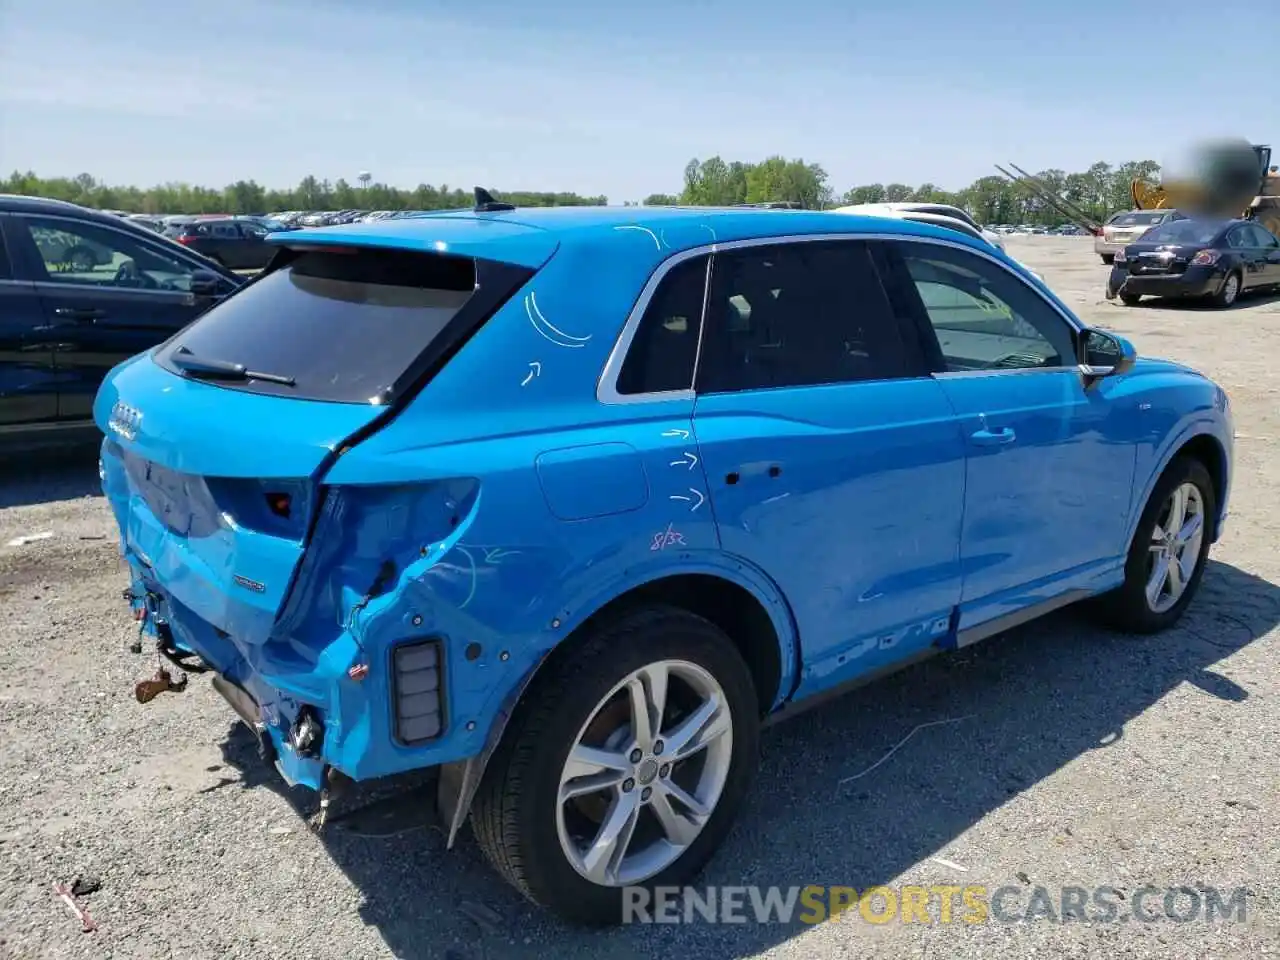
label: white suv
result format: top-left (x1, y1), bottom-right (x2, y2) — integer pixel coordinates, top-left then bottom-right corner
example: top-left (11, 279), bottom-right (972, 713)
top-left (830, 203), bottom-right (1044, 281)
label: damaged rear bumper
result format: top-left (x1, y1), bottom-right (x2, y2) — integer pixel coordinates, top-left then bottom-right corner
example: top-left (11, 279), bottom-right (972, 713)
top-left (121, 556), bottom-right (479, 794)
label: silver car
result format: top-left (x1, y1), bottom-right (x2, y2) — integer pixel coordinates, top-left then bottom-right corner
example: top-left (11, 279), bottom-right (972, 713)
top-left (1095, 209), bottom-right (1187, 263)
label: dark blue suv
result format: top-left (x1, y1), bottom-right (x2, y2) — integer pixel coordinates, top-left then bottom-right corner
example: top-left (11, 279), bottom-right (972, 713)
top-left (94, 197), bottom-right (1233, 924)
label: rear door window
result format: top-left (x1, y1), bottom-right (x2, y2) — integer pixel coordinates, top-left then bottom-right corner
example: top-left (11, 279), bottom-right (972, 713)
top-left (696, 240), bottom-right (923, 393)
top-left (154, 247), bottom-right (495, 404)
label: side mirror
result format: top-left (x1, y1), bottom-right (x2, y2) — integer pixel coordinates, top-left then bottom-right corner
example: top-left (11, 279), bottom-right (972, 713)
top-left (189, 268), bottom-right (222, 297)
top-left (1079, 328), bottom-right (1136, 382)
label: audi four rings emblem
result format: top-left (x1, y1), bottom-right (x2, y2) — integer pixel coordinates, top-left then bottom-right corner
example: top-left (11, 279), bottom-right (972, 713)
top-left (108, 401), bottom-right (142, 440)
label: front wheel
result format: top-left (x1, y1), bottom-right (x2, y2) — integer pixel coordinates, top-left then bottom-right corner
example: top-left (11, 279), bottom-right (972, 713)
top-left (470, 605), bottom-right (760, 925)
top-left (1094, 456), bottom-right (1215, 633)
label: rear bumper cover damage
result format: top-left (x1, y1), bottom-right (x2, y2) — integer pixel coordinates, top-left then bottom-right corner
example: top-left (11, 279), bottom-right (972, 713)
top-left (100, 439), bottom-right (516, 797)
top-left (1106, 264), bottom-right (1221, 299)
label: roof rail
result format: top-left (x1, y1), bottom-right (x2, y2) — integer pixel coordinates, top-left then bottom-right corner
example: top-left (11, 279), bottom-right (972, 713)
top-left (474, 187), bottom-right (516, 213)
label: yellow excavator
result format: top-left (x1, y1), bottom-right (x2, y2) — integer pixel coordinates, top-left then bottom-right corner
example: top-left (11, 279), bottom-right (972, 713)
top-left (1131, 142), bottom-right (1280, 235)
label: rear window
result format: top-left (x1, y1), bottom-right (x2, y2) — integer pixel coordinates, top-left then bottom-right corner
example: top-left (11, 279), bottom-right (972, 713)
top-left (154, 247), bottom-right (479, 404)
top-left (1139, 220), bottom-right (1225, 246)
top-left (1109, 211), bottom-right (1167, 226)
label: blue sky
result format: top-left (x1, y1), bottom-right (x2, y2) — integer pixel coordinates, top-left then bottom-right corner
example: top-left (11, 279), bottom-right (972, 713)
top-left (0, 0), bottom-right (1267, 202)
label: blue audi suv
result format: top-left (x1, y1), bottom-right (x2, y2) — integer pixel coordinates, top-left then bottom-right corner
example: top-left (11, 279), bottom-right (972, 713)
top-left (95, 195), bottom-right (1233, 925)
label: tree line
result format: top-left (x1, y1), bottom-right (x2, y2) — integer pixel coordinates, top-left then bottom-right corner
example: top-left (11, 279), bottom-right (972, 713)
top-left (4, 157), bottom-right (1162, 225)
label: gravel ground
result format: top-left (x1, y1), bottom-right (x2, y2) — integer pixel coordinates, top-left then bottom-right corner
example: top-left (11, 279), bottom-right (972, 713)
top-left (1, 237), bottom-right (1278, 960)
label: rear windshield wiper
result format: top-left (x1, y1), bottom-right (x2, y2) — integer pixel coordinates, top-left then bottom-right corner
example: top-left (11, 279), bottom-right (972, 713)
top-left (171, 347), bottom-right (296, 386)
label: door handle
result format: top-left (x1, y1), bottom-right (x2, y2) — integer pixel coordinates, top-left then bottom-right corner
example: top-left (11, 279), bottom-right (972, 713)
top-left (971, 427), bottom-right (1016, 446)
top-left (53, 307), bottom-right (106, 321)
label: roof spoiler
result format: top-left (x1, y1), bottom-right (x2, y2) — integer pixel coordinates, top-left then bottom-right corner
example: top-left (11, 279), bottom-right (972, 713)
top-left (474, 187), bottom-right (516, 213)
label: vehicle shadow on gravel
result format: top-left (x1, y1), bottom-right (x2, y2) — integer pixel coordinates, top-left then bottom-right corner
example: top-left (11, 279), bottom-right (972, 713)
top-left (218, 559), bottom-right (1279, 960)
top-left (0, 448), bottom-right (102, 509)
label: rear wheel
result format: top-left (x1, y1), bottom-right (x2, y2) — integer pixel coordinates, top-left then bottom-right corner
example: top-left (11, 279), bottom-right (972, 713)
top-left (470, 605), bottom-right (759, 925)
top-left (1211, 270), bottom-right (1241, 307)
top-left (1094, 456), bottom-right (1215, 633)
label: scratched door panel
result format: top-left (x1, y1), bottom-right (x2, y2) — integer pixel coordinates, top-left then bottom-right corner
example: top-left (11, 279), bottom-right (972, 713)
top-left (693, 378), bottom-right (967, 695)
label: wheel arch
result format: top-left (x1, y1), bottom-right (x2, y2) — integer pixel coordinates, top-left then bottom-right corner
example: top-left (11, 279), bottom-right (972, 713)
top-left (436, 562), bottom-right (801, 847)
top-left (1129, 424), bottom-right (1230, 546)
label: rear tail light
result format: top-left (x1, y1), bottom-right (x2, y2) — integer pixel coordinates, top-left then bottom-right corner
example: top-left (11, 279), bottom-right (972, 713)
top-left (1114, 249), bottom-right (1127, 263)
top-left (175, 235), bottom-right (194, 245)
top-left (1191, 250), bottom-right (1221, 266)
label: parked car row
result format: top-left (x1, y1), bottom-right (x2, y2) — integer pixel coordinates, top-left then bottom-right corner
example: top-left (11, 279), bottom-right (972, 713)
top-left (987, 223), bottom-right (1089, 237)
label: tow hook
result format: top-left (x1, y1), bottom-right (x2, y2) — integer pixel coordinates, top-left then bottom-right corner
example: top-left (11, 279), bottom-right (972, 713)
top-left (134, 666), bottom-right (188, 703)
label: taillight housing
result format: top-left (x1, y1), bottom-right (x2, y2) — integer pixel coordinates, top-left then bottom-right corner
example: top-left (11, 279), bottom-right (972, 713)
top-left (1114, 248), bottom-right (1127, 263)
top-left (1191, 249), bottom-right (1221, 266)
top-left (175, 234), bottom-right (194, 245)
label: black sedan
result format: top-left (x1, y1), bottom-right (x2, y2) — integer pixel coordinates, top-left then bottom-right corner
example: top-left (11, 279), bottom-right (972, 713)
top-left (1106, 217), bottom-right (1280, 307)
top-left (0, 195), bottom-right (244, 453)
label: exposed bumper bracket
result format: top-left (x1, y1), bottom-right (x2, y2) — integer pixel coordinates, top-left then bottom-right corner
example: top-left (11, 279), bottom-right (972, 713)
top-left (211, 674), bottom-right (278, 765)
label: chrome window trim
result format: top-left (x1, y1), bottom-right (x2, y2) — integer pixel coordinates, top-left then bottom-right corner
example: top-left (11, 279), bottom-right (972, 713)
top-left (596, 231), bottom-right (1086, 405)
top-left (11, 211), bottom-right (210, 287)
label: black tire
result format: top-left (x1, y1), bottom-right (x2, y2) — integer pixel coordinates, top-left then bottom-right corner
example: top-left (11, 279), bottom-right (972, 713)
top-left (1119, 292), bottom-right (1141, 306)
top-left (1100, 254), bottom-right (1115, 265)
top-left (1094, 456), bottom-right (1215, 633)
top-left (470, 605), bottom-right (760, 925)
top-left (1211, 270), bottom-right (1242, 308)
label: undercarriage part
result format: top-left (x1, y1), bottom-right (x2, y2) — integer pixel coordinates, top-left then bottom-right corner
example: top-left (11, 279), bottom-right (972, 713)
top-left (314, 767), bottom-right (353, 831)
top-left (210, 674), bottom-right (278, 765)
top-left (290, 706), bottom-right (324, 759)
top-left (156, 636), bottom-right (212, 674)
top-left (134, 666), bottom-right (188, 703)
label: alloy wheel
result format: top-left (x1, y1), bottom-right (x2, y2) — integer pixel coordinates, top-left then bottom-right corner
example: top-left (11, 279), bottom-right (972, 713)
top-left (1221, 274), bottom-right (1239, 305)
top-left (555, 659), bottom-right (733, 887)
top-left (1145, 481), bottom-right (1205, 614)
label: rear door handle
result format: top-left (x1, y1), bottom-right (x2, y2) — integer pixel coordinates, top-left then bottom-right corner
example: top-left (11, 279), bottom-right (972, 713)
top-left (53, 307), bottom-right (105, 321)
top-left (971, 427), bottom-right (1016, 446)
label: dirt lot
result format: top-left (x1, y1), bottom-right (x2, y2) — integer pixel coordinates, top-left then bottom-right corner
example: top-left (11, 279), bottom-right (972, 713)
top-left (1, 236), bottom-right (1277, 960)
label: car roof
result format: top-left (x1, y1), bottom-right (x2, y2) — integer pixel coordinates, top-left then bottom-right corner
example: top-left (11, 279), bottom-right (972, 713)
top-left (273, 205), bottom-right (997, 270)
top-left (0, 193), bottom-right (103, 216)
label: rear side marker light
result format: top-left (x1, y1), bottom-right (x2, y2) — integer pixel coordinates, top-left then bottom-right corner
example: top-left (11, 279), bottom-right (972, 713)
top-left (392, 639), bottom-right (445, 744)
top-left (266, 493), bottom-right (292, 518)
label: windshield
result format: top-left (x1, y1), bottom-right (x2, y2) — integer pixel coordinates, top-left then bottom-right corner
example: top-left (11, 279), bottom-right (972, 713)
top-left (1109, 211), bottom-right (1167, 227)
top-left (153, 247), bottom-right (480, 403)
top-left (1139, 220), bottom-right (1224, 246)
